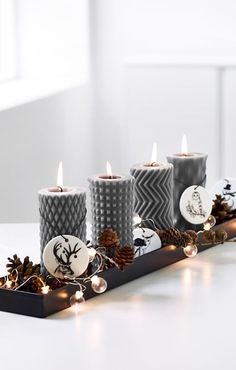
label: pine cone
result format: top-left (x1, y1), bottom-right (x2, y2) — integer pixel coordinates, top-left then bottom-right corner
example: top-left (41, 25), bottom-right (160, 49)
top-left (158, 228), bottom-right (191, 248)
top-left (202, 230), bottom-right (216, 244)
top-left (212, 195), bottom-right (233, 223)
top-left (215, 230), bottom-right (228, 244)
top-left (185, 230), bottom-right (198, 244)
top-left (114, 246), bottom-right (134, 270)
top-left (7, 255), bottom-right (40, 284)
top-left (99, 229), bottom-right (120, 248)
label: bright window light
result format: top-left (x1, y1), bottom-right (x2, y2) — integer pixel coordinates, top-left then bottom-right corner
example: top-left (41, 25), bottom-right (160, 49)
top-left (0, 0), bottom-right (15, 82)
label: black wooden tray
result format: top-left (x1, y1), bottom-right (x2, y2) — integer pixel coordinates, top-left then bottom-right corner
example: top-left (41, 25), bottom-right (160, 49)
top-left (0, 241), bottom-right (218, 318)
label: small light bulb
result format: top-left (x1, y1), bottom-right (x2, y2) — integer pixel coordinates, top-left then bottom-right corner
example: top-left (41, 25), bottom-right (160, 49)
top-left (5, 280), bottom-right (13, 289)
top-left (133, 214), bottom-right (142, 225)
top-left (41, 285), bottom-right (50, 294)
top-left (70, 290), bottom-right (85, 308)
top-left (203, 215), bottom-right (216, 231)
top-left (88, 247), bottom-right (97, 262)
top-left (183, 244), bottom-right (198, 258)
top-left (168, 244), bottom-right (177, 251)
top-left (91, 276), bottom-right (107, 294)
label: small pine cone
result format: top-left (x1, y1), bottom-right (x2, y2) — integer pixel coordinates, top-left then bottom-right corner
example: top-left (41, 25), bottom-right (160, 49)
top-left (212, 195), bottom-right (233, 223)
top-left (7, 254), bottom-right (22, 273)
top-left (158, 228), bottom-right (188, 248)
top-left (185, 230), bottom-right (198, 244)
top-left (202, 230), bottom-right (216, 244)
top-left (215, 230), bottom-right (228, 244)
top-left (182, 232), bottom-right (194, 245)
top-left (114, 246), bottom-right (134, 270)
top-left (99, 229), bottom-right (120, 248)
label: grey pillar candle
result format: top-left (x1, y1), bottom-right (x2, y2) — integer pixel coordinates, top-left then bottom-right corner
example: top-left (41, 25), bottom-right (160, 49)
top-left (88, 168), bottom-right (134, 246)
top-left (130, 162), bottom-right (174, 230)
top-left (38, 187), bottom-right (86, 271)
top-left (167, 149), bottom-right (207, 231)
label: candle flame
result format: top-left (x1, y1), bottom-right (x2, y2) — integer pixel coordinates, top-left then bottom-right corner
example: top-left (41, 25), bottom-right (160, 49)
top-left (181, 134), bottom-right (188, 155)
top-left (57, 161), bottom-right (63, 188)
top-left (106, 161), bottom-right (112, 177)
top-left (151, 142), bottom-right (157, 163)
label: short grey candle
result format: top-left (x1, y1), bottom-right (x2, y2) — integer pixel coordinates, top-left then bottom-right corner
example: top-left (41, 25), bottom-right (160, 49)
top-left (88, 166), bottom-right (134, 246)
top-left (167, 142), bottom-right (207, 230)
top-left (38, 187), bottom-right (86, 272)
top-left (130, 162), bottom-right (174, 230)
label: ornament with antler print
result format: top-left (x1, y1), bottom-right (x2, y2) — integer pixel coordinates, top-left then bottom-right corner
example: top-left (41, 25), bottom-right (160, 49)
top-left (43, 235), bottom-right (89, 279)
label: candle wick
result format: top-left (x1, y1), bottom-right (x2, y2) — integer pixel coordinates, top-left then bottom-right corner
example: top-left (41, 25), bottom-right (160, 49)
top-left (57, 186), bottom-right (63, 192)
top-left (109, 176), bottom-right (112, 179)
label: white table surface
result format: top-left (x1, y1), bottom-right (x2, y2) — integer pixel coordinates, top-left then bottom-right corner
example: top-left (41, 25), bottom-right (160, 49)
top-left (0, 223), bottom-right (236, 370)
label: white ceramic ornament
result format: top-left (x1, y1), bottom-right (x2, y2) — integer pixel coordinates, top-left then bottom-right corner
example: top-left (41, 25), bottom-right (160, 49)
top-left (43, 235), bottom-right (89, 279)
top-left (179, 186), bottom-right (212, 225)
top-left (210, 178), bottom-right (236, 210)
top-left (133, 227), bottom-right (161, 257)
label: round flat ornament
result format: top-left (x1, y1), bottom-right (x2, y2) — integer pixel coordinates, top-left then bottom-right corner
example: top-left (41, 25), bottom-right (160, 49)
top-left (180, 186), bottom-right (212, 225)
top-left (133, 227), bottom-right (161, 257)
top-left (43, 235), bottom-right (89, 279)
top-left (210, 178), bottom-right (236, 209)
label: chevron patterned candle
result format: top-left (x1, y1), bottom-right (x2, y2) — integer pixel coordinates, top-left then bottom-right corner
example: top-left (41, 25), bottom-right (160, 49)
top-left (88, 162), bottom-right (134, 246)
top-left (38, 162), bottom-right (86, 272)
top-left (167, 135), bottom-right (208, 230)
top-left (130, 143), bottom-right (174, 230)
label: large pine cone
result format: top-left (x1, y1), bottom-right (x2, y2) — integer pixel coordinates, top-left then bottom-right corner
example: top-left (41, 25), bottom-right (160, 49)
top-left (212, 195), bottom-right (233, 223)
top-left (114, 246), bottom-right (134, 270)
top-left (99, 229), bottom-right (120, 248)
top-left (158, 228), bottom-right (193, 248)
top-left (7, 255), bottom-right (40, 283)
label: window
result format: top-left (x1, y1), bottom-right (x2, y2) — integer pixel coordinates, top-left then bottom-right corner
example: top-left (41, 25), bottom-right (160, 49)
top-left (0, 0), bottom-right (15, 82)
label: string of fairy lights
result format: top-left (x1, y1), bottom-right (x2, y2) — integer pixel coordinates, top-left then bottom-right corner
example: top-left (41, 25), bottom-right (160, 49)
top-left (0, 214), bottom-right (218, 312)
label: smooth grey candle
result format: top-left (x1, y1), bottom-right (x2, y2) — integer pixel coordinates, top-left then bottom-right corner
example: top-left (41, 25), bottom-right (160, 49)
top-left (167, 153), bottom-right (207, 230)
top-left (38, 187), bottom-right (86, 271)
top-left (130, 162), bottom-right (174, 230)
top-left (88, 172), bottom-right (134, 246)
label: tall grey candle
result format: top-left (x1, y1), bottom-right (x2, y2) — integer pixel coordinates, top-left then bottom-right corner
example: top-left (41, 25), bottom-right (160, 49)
top-left (38, 187), bottom-right (86, 271)
top-left (167, 144), bottom-right (207, 230)
top-left (88, 167), bottom-right (134, 246)
top-left (130, 162), bottom-right (174, 230)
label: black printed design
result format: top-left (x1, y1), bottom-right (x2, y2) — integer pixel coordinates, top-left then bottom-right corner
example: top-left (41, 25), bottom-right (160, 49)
top-left (53, 240), bottom-right (82, 276)
top-left (186, 191), bottom-right (207, 219)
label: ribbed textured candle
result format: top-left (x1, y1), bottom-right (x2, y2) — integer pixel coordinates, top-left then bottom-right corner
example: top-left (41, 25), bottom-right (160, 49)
top-left (130, 163), bottom-right (174, 229)
top-left (167, 153), bottom-right (207, 230)
top-left (88, 175), bottom-right (134, 246)
top-left (38, 188), bottom-right (86, 272)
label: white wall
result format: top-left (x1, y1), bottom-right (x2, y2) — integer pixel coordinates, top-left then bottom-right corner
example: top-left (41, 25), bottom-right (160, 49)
top-left (0, 84), bottom-right (92, 222)
top-left (0, 0), bottom-right (92, 223)
top-left (15, 0), bottom-right (90, 80)
top-left (2, 0), bottom-right (236, 222)
top-left (91, 0), bottom-right (236, 185)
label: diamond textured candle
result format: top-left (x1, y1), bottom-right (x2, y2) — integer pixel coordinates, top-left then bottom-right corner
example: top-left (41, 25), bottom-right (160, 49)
top-left (130, 143), bottom-right (174, 230)
top-left (167, 135), bottom-right (208, 230)
top-left (88, 162), bottom-right (134, 246)
top-left (38, 162), bottom-right (86, 272)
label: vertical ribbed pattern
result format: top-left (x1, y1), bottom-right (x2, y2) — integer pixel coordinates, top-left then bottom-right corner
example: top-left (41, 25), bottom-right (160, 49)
top-left (130, 164), bottom-right (174, 229)
top-left (167, 154), bottom-right (208, 230)
top-left (88, 175), bottom-right (134, 246)
top-left (38, 188), bottom-right (86, 272)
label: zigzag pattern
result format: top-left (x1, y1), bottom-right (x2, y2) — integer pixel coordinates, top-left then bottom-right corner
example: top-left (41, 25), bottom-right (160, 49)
top-left (130, 166), bottom-right (174, 229)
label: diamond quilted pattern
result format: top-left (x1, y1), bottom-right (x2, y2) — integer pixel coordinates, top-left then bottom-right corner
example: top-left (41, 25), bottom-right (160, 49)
top-left (39, 190), bottom-right (86, 270)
